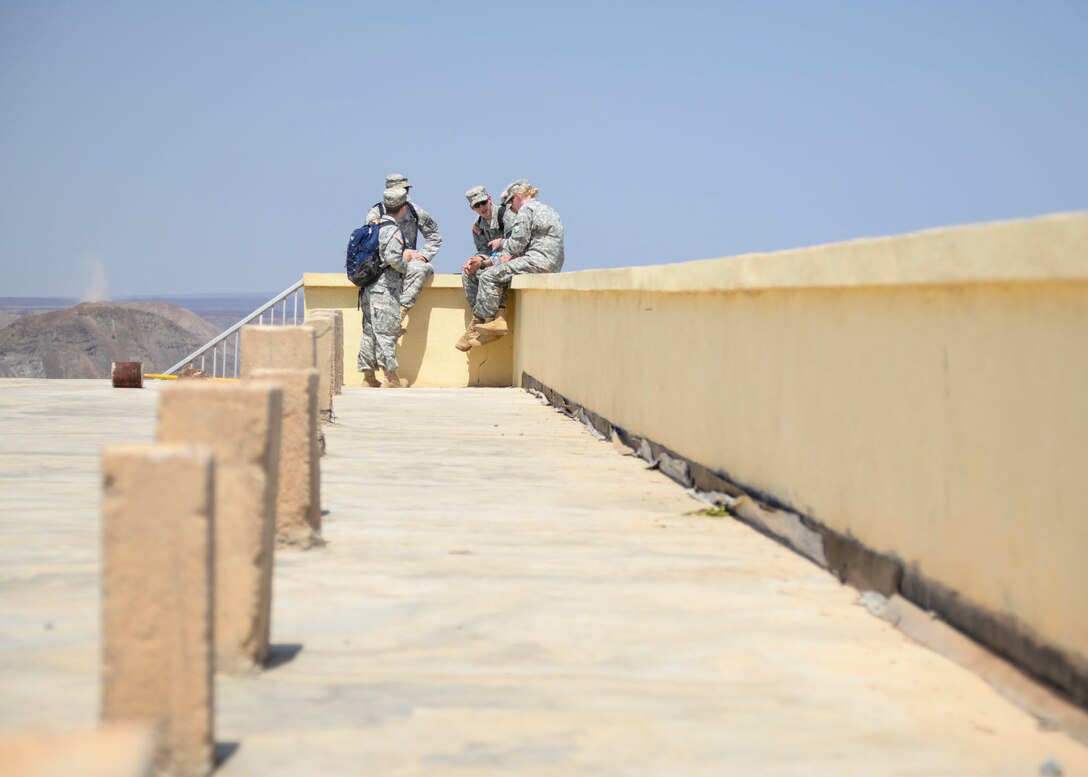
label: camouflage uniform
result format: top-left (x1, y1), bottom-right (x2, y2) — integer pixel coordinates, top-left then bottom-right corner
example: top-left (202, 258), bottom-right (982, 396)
top-left (365, 199), bottom-right (441, 310)
top-left (473, 199), bottom-right (564, 319)
top-left (357, 217), bottom-right (407, 373)
top-left (462, 195), bottom-right (515, 311)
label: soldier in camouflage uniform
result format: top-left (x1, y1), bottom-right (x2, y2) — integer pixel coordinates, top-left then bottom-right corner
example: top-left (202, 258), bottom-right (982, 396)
top-left (358, 187), bottom-right (410, 388)
top-left (365, 173), bottom-right (442, 326)
top-left (468, 181), bottom-right (564, 344)
top-left (455, 184), bottom-right (518, 351)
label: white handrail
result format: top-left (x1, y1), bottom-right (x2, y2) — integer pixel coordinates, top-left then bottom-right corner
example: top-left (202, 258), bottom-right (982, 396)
top-left (163, 279), bottom-right (305, 377)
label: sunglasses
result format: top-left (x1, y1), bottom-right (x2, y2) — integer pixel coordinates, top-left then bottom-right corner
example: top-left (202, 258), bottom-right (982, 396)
top-left (471, 200), bottom-right (488, 210)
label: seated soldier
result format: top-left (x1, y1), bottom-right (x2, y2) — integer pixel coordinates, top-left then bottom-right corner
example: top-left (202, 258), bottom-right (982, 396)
top-left (467, 181), bottom-right (564, 346)
top-left (456, 184), bottom-right (517, 351)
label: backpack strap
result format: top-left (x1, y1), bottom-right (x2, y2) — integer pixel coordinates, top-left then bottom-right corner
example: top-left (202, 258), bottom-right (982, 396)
top-left (375, 201), bottom-right (418, 220)
top-left (375, 200), bottom-right (420, 249)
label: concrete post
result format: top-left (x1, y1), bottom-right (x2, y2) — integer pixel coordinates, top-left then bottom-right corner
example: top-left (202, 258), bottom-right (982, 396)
top-left (0, 724), bottom-right (157, 777)
top-left (101, 444), bottom-right (214, 777)
top-left (249, 368), bottom-right (322, 548)
top-left (303, 314), bottom-right (335, 422)
top-left (311, 309), bottom-right (344, 395)
top-left (331, 310), bottom-right (343, 394)
top-left (156, 382), bottom-right (282, 675)
top-left (239, 325), bottom-right (316, 376)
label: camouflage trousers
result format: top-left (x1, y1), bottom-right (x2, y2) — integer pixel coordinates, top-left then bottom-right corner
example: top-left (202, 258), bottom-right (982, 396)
top-left (358, 271), bottom-right (403, 372)
top-left (461, 268), bottom-right (507, 315)
top-left (399, 259), bottom-right (434, 310)
top-left (472, 252), bottom-right (557, 320)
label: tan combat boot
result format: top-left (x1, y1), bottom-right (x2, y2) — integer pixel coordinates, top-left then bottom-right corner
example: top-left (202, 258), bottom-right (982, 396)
top-left (455, 318), bottom-right (485, 352)
top-left (473, 308), bottom-right (508, 338)
top-left (382, 369), bottom-right (405, 388)
top-left (361, 369), bottom-right (382, 388)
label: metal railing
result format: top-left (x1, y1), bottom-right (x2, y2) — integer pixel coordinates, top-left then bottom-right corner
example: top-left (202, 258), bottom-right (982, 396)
top-left (162, 279), bottom-right (305, 378)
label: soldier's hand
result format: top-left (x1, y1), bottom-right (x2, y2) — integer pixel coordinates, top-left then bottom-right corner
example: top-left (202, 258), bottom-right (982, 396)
top-left (487, 238), bottom-right (502, 251)
top-left (404, 250), bottom-right (425, 262)
top-left (462, 256), bottom-right (482, 274)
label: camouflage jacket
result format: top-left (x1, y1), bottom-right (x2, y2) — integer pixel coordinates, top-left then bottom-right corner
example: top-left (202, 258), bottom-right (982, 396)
top-left (366, 200), bottom-right (442, 262)
top-left (500, 199), bottom-right (565, 271)
top-left (470, 204), bottom-right (516, 257)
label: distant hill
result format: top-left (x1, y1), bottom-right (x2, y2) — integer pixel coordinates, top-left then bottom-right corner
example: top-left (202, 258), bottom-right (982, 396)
top-left (0, 301), bottom-right (221, 378)
top-left (0, 293), bottom-right (273, 331)
top-left (0, 311), bottom-right (18, 331)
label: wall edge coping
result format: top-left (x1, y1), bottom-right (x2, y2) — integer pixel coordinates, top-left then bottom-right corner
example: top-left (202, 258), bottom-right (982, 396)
top-left (511, 211), bottom-right (1088, 293)
top-left (304, 273), bottom-right (464, 290)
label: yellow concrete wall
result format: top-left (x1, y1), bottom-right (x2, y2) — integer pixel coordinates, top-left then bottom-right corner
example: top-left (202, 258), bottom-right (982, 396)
top-left (303, 273), bottom-right (513, 388)
top-left (511, 212), bottom-right (1088, 669)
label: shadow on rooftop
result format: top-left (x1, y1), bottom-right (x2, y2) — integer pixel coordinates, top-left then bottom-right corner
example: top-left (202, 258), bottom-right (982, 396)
top-left (263, 643), bottom-right (303, 671)
top-left (215, 741), bottom-right (240, 766)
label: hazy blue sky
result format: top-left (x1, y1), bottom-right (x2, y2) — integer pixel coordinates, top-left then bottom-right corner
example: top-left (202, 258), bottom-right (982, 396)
top-left (1, 1), bottom-right (1086, 298)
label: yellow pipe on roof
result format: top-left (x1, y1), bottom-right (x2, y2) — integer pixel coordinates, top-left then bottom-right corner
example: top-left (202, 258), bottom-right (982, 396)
top-left (143, 374), bottom-right (238, 382)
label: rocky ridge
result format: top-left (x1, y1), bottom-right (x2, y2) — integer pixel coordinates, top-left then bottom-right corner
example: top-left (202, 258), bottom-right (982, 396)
top-left (0, 302), bottom-right (221, 379)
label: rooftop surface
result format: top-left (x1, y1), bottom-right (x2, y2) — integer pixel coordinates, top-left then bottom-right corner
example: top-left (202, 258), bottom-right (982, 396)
top-left (1, 379), bottom-right (1085, 775)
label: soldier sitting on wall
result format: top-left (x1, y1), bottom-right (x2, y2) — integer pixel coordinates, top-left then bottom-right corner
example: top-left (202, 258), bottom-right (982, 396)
top-left (463, 181), bottom-right (565, 347)
top-left (455, 183), bottom-right (520, 351)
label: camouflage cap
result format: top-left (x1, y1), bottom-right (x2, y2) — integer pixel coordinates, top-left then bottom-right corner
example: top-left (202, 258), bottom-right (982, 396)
top-left (385, 173), bottom-right (411, 189)
top-left (383, 187), bottom-right (408, 210)
top-left (465, 185), bottom-right (489, 206)
top-left (500, 178), bottom-right (530, 205)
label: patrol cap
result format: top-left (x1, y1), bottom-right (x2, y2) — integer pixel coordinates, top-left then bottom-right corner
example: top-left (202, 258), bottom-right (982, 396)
top-left (385, 173), bottom-right (411, 189)
top-left (383, 187), bottom-right (408, 209)
top-left (500, 178), bottom-right (530, 205)
top-left (465, 185), bottom-right (489, 206)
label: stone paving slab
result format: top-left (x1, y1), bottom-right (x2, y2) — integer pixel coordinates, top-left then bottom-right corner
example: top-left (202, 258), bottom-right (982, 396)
top-left (0, 379), bottom-right (1085, 776)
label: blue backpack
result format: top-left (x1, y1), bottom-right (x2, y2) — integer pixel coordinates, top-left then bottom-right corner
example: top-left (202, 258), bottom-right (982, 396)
top-left (345, 222), bottom-right (386, 290)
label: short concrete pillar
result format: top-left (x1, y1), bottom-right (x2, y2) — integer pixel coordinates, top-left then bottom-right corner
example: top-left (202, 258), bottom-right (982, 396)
top-left (156, 382), bottom-right (282, 675)
top-left (331, 311), bottom-right (343, 394)
top-left (303, 314), bottom-right (335, 422)
top-left (311, 309), bottom-right (344, 395)
top-left (239, 325), bottom-right (316, 376)
top-left (0, 723), bottom-right (157, 777)
top-left (101, 444), bottom-right (214, 777)
top-left (249, 368), bottom-right (322, 548)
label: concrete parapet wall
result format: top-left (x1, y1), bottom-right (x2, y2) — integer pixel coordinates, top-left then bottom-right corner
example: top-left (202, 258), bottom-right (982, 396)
top-left (303, 273), bottom-right (513, 388)
top-left (510, 212), bottom-right (1088, 702)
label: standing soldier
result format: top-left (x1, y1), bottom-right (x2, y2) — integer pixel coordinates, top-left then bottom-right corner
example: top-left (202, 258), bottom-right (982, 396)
top-left (455, 184), bottom-right (517, 351)
top-left (468, 181), bottom-right (564, 345)
top-left (366, 173), bottom-right (442, 329)
top-left (358, 187), bottom-right (411, 388)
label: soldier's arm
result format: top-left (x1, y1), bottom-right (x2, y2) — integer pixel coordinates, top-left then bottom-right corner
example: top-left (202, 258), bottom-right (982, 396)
top-left (381, 227), bottom-right (407, 273)
top-left (415, 207), bottom-right (443, 261)
top-left (501, 208), bottom-right (516, 238)
top-left (501, 209), bottom-right (532, 257)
